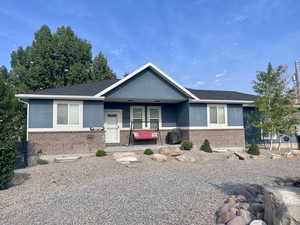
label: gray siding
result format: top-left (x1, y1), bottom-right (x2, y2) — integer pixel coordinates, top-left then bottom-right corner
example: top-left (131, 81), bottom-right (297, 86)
top-left (162, 104), bottom-right (177, 127)
top-left (189, 103), bottom-right (207, 126)
top-left (29, 100), bottom-right (53, 128)
top-left (83, 101), bottom-right (104, 128)
top-left (228, 104), bottom-right (243, 126)
top-left (105, 68), bottom-right (188, 101)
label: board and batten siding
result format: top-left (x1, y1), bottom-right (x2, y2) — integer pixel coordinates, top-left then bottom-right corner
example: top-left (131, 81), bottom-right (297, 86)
top-left (104, 68), bottom-right (188, 101)
top-left (189, 103), bottom-right (207, 126)
top-left (29, 100), bottom-right (105, 129)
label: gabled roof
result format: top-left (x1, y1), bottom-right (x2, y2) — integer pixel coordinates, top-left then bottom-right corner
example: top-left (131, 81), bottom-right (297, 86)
top-left (95, 62), bottom-right (199, 100)
top-left (16, 62), bottom-right (256, 102)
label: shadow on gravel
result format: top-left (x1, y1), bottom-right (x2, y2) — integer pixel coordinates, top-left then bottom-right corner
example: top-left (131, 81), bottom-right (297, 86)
top-left (211, 182), bottom-right (264, 203)
top-left (8, 172), bottom-right (31, 188)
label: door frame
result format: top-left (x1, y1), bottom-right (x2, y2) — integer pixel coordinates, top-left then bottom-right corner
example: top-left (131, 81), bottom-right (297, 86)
top-left (104, 109), bottom-right (122, 144)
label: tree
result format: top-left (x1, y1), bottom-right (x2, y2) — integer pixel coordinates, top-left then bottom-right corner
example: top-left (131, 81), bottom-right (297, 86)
top-left (0, 66), bottom-right (9, 82)
top-left (91, 52), bottom-right (116, 80)
top-left (252, 63), bottom-right (298, 151)
top-left (0, 76), bottom-right (17, 189)
top-left (10, 25), bottom-right (116, 92)
top-left (200, 139), bottom-right (212, 153)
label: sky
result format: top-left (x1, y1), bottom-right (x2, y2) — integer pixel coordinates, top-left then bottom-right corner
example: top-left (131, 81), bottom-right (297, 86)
top-left (1, 0), bottom-right (300, 94)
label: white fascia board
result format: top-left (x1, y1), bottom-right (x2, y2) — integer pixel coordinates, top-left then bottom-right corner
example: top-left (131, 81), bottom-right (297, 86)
top-left (190, 99), bottom-right (254, 104)
top-left (15, 94), bottom-right (105, 101)
top-left (95, 62), bottom-right (199, 100)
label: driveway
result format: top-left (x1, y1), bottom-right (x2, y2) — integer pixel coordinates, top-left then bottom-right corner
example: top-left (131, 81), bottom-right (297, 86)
top-left (1, 154), bottom-right (300, 225)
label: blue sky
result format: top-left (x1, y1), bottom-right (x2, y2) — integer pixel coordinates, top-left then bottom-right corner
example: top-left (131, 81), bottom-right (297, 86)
top-left (1, 0), bottom-right (300, 93)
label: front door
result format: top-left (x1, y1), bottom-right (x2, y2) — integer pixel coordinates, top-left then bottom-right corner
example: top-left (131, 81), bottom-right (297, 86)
top-left (104, 110), bottom-right (121, 143)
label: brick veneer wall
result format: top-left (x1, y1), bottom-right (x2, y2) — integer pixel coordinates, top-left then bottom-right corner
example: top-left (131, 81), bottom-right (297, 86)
top-left (28, 131), bottom-right (105, 155)
top-left (188, 128), bottom-right (245, 149)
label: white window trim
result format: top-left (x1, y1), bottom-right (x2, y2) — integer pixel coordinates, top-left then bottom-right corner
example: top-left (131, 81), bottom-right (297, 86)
top-left (53, 100), bottom-right (83, 129)
top-left (207, 104), bottom-right (228, 127)
top-left (130, 106), bottom-right (146, 129)
top-left (147, 106), bottom-right (162, 129)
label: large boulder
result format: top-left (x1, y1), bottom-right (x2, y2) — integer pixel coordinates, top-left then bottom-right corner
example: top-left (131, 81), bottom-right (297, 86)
top-left (250, 220), bottom-right (267, 225)
top-left (291, 150), bottom-right (300, 157)
top-left (112, 152), bottom-right (137, 160)
top-left (150, 154), bottom-right (167, 162)
top-left (217, 206), bottom-right (237, 224)
top-left (264, 186), bottom-right (300, 225)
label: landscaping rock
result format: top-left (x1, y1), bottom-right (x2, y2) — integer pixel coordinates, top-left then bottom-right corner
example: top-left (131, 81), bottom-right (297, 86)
top-left (234, 152), bottom-right (249, 160)
top-left (249, 155), bottom-right (266, 160)
top-left (236, 195), bottom-right (247, 203)
top-left (217, 206), bottom-right (237, 224)
top-left (227, 216), bottom-right (247, 225)
top-left (237, 209), bottom-right (252, 224)
top-left (168, 149), bottom-right (184, 157)
top-left (159, 147), bottom-right (181, 156)
top-left (237, 203), bottom-right (250, 210)
top-left (175, 154), bottom-right (196, 162)
top-left (264, 186), bottom-right (300, 225)
top-left (249, 220), bottom-right (267, 225)
top-left (112, 152), bottom-right (137, 160)
top-left (150, 154), bottom-right (167, 162)
top-left (227, 153), bottom-right (239, 160)
top-left (115, 156), bottom-right (139, 164)
top-left (270, 154), bottom-right (281, 159)
top-left (213, 148), bottom-right (228, 153)
top-left (291, 150), bottom-right (300, 157)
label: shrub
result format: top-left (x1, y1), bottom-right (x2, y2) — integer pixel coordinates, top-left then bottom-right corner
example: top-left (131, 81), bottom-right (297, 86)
top-left (247, 141), bottom-right (260, 155)
top-left (37, 159), bottom-right (49, 165)
top-left (181, 140), bottom-right (193, 150)
top-left (144, 149), bottom-right (154, 155)
top-left (96, 150), bottom-right (107, 157)
top-left (0, 144), bottom-right (16, 190)
top-left (200, 139), bottom-right (213, 153)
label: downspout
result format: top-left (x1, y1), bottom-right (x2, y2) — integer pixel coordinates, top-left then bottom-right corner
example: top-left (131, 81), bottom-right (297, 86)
top-left (18, 99), bottom-right (29, 141)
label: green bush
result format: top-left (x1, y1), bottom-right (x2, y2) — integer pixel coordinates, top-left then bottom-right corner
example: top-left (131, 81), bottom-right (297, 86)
top-left (144, 149), bottom-right (154, 155)
top-left (247, 141), bottom-right (260, 155)
top-left (180, 140), bottom-right (193, 150)
top-left (37, 159), bottom-right (49, 165)
top-left (200, 139), bottom-right (213, 153)
top-left (96, 150), bottom-right (107, 157)
top-left (0, 144), bottom-right (16, 190)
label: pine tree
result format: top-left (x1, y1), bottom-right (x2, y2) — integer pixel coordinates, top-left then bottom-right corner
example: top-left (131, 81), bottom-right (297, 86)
top-left (200, 139), bottom-right (212, 153)
top-left (247, 141), bottom-right (260, 155)
top-left (91, 52), bottom-right (116, 80)
top-left (252, 63), bottom-right (298, 151)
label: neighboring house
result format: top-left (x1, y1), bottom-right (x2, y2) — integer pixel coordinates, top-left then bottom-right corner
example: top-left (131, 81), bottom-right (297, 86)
top-left (15, 62), bottom-right (298, 156)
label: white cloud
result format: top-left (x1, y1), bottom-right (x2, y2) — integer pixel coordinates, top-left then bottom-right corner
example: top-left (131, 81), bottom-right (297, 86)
top-left (215, 70), bottom-right (227, 78)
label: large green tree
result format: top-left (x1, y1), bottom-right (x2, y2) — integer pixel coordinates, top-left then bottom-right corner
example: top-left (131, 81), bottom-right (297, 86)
top-left (0, 76), bottom-right (18, 189)
top-left (252, 63), bottom-right (298, 151)
top-left (10, 25), bottom-right (115, 92)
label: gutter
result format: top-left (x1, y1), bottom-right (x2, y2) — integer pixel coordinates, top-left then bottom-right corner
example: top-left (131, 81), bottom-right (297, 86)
top-left (15, 94), bottom-right (105, 101)
top-left (18, 99), bottom-right (29, 141)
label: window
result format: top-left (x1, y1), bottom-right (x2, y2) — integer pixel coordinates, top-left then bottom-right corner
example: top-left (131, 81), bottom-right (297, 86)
top-left (208, 105), bottom-right (227, 126)
top-left (147, 106), bottom-right (161, 130)
top-left (131, 106), bottom-right (145, 129)
top-left (54, 101), bottom-right (83, 128)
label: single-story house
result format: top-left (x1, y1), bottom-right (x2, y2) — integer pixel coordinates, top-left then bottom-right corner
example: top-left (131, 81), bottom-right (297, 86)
top-left (16, 63), bottom-right (299, 156)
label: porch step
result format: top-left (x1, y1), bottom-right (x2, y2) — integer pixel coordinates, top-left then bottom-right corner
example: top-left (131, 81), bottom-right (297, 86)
top-left (105, 144), bottom-right (180, 153)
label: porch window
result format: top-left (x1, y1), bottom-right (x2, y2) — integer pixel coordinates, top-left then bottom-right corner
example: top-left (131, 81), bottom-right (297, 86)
top-left (147, 106), bottom-right (161, 130)
top-left (208, 104), bottom-right (227, 126)
top-left (131, 106), bottom-right (145, 129)
top-left (54, 101), bottom-right (83, 128)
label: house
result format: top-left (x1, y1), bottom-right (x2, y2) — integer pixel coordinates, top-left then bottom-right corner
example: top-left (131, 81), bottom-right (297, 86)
top-left (16, 62), bottom-right (297, 157)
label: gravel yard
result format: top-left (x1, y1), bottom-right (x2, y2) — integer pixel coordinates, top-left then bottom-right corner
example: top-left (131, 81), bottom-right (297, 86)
top-left (1, 153), bottom-right (300, 225)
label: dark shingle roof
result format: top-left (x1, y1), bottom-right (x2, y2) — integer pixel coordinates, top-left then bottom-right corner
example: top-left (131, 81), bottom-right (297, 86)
top-left (26, 78), bottom-right (256, 101)
top-left (29, 79), bottom-right (119, 96)
top-left (187, 88), bottom-right (256, 101)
